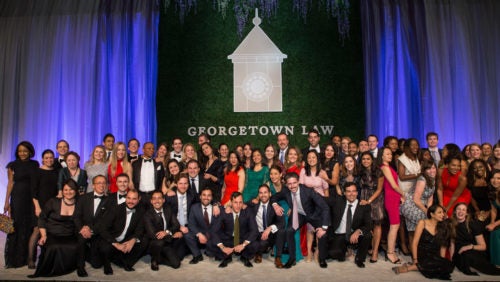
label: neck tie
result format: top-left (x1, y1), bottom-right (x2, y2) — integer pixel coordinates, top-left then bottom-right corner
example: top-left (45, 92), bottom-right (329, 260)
top-left (174, 154), bottom-right (181, 158)
top-left (203, 207), bottom-right (210, 226)
top-left (107, 151), bottom-right (111, 160)
top-left (262, 204), bottom-right (268, 229)
top-left (191, 178), bottom-right (197, 193)
top-left (234, 214), bottom-right (240, 247)
top-left (94, 195), bottom-right (103, 199)
top-left (292, 192), bottom-right (299, 230)
top-left (144, 158), bottom-right (152, 163)
top-left (178, 195), bottom-right (185, 226)
top-left (158, 211), bottom-right (165, 230)
top-left (119, 193), bottom-right (126, 199)
top-left (346, 204), bottom-right (353, 240)
top-left (280, 150), bottom-right (285, 163)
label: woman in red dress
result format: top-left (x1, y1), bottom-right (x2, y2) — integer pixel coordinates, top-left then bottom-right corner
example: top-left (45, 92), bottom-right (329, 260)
top-left (107, 142), bottom-right (133, 193)
top-left (221, 152), bottom-right (245, 206)
top-left (437, 155), bottom-right (470, 217)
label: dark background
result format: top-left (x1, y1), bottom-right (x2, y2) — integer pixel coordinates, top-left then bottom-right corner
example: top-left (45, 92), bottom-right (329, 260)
top-left (157, 0), bottom-right (364, 148)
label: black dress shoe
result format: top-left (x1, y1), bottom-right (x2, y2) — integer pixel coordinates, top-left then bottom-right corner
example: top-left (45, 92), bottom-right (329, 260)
top-left (241, 257), bottom-right (253, 268)
top-left (355, 261), bottom-right (365, 268)
top-left (151, 260), bottom-right (159, 271)
top-left (189, 255), bottom-right (203, 264)
top-left (319, 260), bottom-right (327, 268)
top-left (218, 257), bottom-right (232, 268)
top-left (77, 268), bottom-right (88, 277)
top-left (27, 274), bottom-right (37, 279)
top-left (104, 264), bottom-right (113, 275)
top-left (123, 265), bottom-right (135, 272)
top-left (284, 259), bottom-right (296, 269)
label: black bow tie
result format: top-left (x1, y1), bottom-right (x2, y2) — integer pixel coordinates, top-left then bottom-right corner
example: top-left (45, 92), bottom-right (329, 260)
top-left (59, 159), bottom-right (65, 163)
top-left (94, 195), bottom-right (103, 199)
top-left (127, 208), bottom-right (135, 214)
top-left (174, 154), bottom-right (181, 158)
top-left (129, 155), bottom-right (138, 160)
top-left (144, 158), bottom-right (152, 163)
top-left (119, 194), bottom-right (126, 199)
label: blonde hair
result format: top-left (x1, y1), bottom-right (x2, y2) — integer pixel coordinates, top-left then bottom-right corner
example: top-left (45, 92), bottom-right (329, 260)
top-left (109, 142), bottom-right (131, 177)
top-left (181, 143), bottom-right (197, 163)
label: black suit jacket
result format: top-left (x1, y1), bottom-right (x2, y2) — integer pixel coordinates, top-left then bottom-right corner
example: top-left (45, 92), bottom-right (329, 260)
top-left (211, 208), bottom-right (258, 245)
top-left (188, 173), bottom-right (210, 201)
top-left (165, 192), bottom-right (195, 221)
top-left (246, 200), bottom-right (285, 232)
top-left (144, 204), bottom-right (180, 240)
top-left (98, 203), bottom-right (145, 244)
top-left (132, 157), bottom-right (165, 192)
top-left (108, 192), bottom-right (127, 207)
top-left (188, 203), bottom-right (220, 236)
top-left (329, 197), bottom-right (372, 236)
top-left (270, 185), bottom-right (331, 228)
top-left (74, 192), bottom-right (110, 232)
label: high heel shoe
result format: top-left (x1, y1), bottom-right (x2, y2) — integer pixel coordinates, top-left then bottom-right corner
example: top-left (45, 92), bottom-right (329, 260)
top-left (385, 252), bottom-right (401, 264)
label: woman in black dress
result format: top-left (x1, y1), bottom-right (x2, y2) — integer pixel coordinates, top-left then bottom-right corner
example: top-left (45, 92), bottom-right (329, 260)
top-left (29, 179), bottom-right (81, 278)
top-left (392, 204), bottom-right (454, 280)
top-left (200, 142), bottom-right (224, 201)
top-left (451, 202), bottom-right (500, 276)
top-left (3, 141), bottom-right (39, 268)
top-left (28, 149), bottom-right (59, 268)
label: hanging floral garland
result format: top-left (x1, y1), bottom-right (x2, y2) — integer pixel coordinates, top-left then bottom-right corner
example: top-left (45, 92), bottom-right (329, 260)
top-left (161, 0), bottom-right (350, 42)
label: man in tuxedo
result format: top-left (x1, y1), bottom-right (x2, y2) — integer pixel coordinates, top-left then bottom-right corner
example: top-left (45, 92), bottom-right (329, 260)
top-left (367, 134), bottom-right (382, 160)
top-left (328, 182), bottom-right (372, 268)
top-left (127, 138), bottom-right (140, 163)
top-left (132, 142), bottom-right (165, 207)
top-left (425, 132), bottom-right (442, 167)
top-left (53, 139), bottom-right (69, 171)
top-left (108, 173), bottom-right (129, 207)
top-left (74, 174), bottom-right (110, 277)
top-left (102, 133), bottom-right (115, 161)
top-left (301, 129), bottom-right (322, 157)
top-left (186, 160), bottom-right (209, 200)
top-left (144, 190), bottom-right (182, 270)
top-left (277, 133), bottom-right (289, 164)
top-left (165, 174), bottom-right (195, 260)
top-left (271, 172), bottom-right (331, 268)
top-left (246, 184), bottom-right (285, 267)
top-left (98, 189), bottom-right (147, 274)
top-left (185, 186), bottom-right (220, 264)
top-left (170, 137), bottom-right (183, 161)
top-left (211, 192), bottom-right (258, 268)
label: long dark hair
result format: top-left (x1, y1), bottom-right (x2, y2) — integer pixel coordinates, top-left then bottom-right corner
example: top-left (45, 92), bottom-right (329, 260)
top-left (304, 150), bottom-right (321, 177)
top-left (427, 204), bottom-right (453, 247)
top-left (420, 160), bottom-right (437, 190)
top-left (466, 159), bottom-right (492, 188)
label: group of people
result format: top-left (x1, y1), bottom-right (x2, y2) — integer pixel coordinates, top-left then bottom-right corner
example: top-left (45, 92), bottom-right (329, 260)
top-left (3, 131), bottom-right (500, 279)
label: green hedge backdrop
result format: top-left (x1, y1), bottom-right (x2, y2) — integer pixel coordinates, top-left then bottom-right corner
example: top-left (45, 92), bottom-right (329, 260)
top-left (157, 0), bottom-right (364, 149)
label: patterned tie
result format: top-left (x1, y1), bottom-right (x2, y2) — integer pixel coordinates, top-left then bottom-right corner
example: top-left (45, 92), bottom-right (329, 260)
top-left (203, 207), bottom-right (210, 226)
top-left (280, 150), bottom-right (285, 163)
top-left (178, 195), bottom-right (185, 226)
top-left (346, 204), bottom-right (353, 240)
top-left (292, 193), bottom-right (299, 230)
top-left (262, 204), bottom-right (268, 229)
top-left (234, 214), bottom-right (240, 247)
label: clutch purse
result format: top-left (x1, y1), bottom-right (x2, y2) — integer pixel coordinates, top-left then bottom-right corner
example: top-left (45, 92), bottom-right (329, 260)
top-left (0, 213), bottom-right (15, 234)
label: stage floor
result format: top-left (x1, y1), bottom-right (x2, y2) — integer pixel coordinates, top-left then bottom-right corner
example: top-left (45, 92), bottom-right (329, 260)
top-left (0, 232), bottom-right (498, 281)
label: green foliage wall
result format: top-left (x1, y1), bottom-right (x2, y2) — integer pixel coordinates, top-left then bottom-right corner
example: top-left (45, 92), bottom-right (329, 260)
top-left (157, 0), bottom-right (364, 149)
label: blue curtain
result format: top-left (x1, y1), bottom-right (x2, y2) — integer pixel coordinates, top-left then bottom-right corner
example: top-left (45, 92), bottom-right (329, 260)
top-left (0, 0), bottom-right (159, 202)
top-left (361, 0), bottom-right (500, 147)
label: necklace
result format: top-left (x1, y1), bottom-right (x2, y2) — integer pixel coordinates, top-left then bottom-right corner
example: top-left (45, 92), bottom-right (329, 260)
top-left (63, 199), bottom-right (75, 206)
top-left (69, 168), bottom-right (79, 177)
